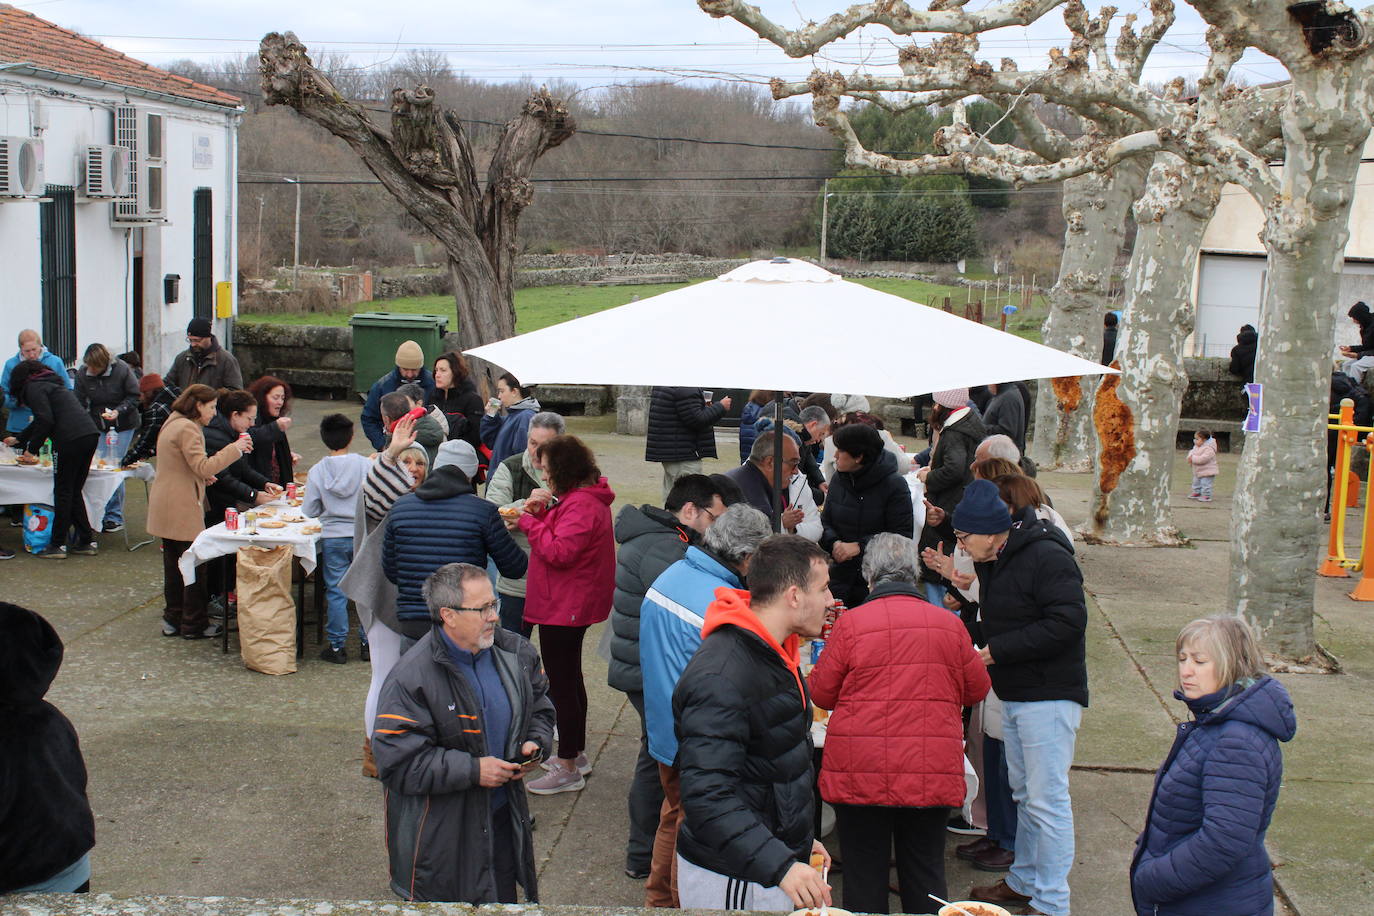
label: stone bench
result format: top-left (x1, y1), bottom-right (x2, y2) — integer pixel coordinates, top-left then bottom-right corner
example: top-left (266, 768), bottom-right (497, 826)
top-left (1176, 417), bottom-right (1246, 452)
top-left (535, 384), bottom-right (612, 417)
top-left (265, 368), bottom-right (355, 401)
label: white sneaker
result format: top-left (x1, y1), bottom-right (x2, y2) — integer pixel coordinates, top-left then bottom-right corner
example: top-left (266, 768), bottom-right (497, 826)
top-left (526, 763), bottom-right (586, 795)
top-left (541, 752), bottom-right (592, 775)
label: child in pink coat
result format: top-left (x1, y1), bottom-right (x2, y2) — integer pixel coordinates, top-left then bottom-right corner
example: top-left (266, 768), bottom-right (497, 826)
top-left (1187, 430), bottom-right (1219, 502)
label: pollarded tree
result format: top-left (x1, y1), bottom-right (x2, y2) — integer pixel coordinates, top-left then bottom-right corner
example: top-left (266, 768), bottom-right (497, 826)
top-left (258, 32), bottom-right (574, 355)
top-left (701, 0), bottom-right (1374, 662)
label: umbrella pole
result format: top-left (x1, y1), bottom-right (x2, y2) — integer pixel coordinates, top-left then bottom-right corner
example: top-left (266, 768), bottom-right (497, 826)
top-left (772, 399), bottom-right (784, 533)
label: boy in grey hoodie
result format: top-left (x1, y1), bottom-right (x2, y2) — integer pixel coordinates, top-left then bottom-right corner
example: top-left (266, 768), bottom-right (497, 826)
top-left (304, 414), bottom-right (374, 663)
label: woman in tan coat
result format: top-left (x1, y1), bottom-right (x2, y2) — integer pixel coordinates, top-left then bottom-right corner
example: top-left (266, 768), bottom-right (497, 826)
top-left (147, 385), bottom-right (251, 639)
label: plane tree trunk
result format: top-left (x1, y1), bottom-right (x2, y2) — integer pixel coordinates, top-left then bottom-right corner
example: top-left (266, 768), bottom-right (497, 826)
top-left (1087, 157), bottom-right (1222, 545)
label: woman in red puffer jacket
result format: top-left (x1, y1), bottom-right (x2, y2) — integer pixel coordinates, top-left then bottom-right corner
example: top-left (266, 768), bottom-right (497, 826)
top-left (809, 532), bottom-right (990, 916)
top-left (516, 434), bottom-right (616, 796)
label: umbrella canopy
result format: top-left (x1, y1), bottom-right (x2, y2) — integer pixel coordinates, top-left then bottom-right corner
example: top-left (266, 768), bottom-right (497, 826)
top-left (465, 258), bottom-right (1115, 396)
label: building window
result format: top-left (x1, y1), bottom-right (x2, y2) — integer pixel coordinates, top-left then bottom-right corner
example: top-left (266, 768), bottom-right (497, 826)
top-left (40, 185), bottom-right (77, 364)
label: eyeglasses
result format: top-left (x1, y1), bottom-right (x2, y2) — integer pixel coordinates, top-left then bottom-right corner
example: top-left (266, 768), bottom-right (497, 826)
top-left (699, 505), bottom-right (719, 522)
top-left (447, 602), bottom-right (501, 618)
top-left (954, 532), bottom-right (980, 546)
top-left (185, 335), bottom-right (207, 344)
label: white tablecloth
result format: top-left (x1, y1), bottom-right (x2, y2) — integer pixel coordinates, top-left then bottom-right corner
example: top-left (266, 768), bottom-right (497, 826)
top-left (0, 462), bottom-right (155, 526)
top-left (179, 507), bottom-right (321, 584)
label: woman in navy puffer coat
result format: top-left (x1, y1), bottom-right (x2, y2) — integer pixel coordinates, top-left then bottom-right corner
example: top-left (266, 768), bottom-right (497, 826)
top-left (1131, 616), bottom-right (1296, 916)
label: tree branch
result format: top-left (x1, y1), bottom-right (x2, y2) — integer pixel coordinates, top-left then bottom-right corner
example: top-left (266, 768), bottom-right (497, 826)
top-left (697, 0), bottom-right (1064, 57)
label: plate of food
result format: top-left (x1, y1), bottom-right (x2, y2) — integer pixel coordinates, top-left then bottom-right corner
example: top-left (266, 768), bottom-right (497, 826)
top-left (498, 506), bottom-right (522, 520)
top-left (937, 903), bottom-right (1011, 916)
top-left (288, 498), bottom-right (304, 508)
top-left (279, 514), bottom-right (306, 523)
top-left (790, 909), bottom-right (854, 916)
top-left (299, 523), bottom-right (322, 535)
top-left (258, 520), bottom-right (288, 529)
top-left (256, 507), bottom-right (276, 517)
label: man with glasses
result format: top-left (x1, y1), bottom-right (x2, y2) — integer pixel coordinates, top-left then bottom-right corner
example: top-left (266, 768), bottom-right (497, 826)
top-left (164, 317), bottom-right (242, 391)
top-left (723, 428), bottom-right (821, 540)
top-left (952, 479), bottom-right (1087, 916)
top-left (372, 562), bottom-right (554, 903)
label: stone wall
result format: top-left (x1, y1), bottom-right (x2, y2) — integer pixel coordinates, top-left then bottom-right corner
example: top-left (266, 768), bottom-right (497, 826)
top-left (231, 323), bottom-right (355, 400)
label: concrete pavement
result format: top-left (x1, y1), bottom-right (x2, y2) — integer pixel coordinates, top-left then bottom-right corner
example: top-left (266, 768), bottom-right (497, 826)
top-left (3, 398), bottom-right (1365, 914)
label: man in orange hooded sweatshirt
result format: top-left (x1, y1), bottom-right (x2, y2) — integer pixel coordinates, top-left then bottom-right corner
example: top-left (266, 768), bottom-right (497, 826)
top-left (672, 535), bottom-right (834, 912)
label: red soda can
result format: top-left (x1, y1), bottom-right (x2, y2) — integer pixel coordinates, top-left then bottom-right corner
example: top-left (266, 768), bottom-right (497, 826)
top-left (820, 601), bottom-right (845, 641)
top-left (225, 508), bottom-right (239, 531)
top-left (238, 432), bottom-right (251, 448)
top-left (287, 483), bottom-right (299, 500)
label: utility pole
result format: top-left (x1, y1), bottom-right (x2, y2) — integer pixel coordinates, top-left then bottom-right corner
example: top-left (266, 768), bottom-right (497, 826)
top-left (819, 178), bottom-right (830, 264)
top-left (285, 177), bottom-right (301, 287)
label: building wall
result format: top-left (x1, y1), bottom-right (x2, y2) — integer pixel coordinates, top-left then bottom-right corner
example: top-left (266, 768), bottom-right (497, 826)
top-left (1191, 135), bottom-right (1374, 357)
top-left (0, 74), bottom-right (238, 376)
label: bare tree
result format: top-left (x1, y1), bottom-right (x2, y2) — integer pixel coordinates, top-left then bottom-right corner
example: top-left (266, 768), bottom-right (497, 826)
top-left (258, 32), bottom-right (575, 355)
top-left (700, 0), bottom-right (1374, 661)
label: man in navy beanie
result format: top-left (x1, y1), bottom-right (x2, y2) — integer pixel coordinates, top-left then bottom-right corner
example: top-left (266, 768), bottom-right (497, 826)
top-left (953, 479), bottom-right (1087, 916)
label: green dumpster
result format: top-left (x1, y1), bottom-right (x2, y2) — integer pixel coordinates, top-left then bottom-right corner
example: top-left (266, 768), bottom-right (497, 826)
top-left (349, 312), bottom-right (450, 396)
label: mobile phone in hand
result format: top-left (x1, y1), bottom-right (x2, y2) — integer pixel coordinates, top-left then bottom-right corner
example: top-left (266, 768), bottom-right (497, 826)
top-left (510, 750), bottom-right (544, 773)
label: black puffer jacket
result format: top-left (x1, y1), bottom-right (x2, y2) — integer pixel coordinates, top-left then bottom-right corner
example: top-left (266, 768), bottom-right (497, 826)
top-left (383, 467), bottom-right (528, 623)
top-left (1228, 325), bottom-right (1258, 383)
top-left (203, 414), bottom-right (271, 516)
top-left (13, 373), bottom-right (99, 452)
top-left (0, 603), bottom-right (95, 893)
top-left (920, 409), bottom-right (987, 581)
top-left (247, 415), bottom-right (294, 487)
top-left (372, 625), bottom-right (555, 903)
top-left (74, 359), bottom-right (141, 432)
top-left (430, 378), bottom-right (486, 451)
top-left (645, 386), bottom-right (724, 463)
top-left (607, 503), bottom-right (696, 693)
top-left (820, 448), bottom-right (914, 606)
top-left (674, 590), bottom-right (814, 889)
top-left (963, 507), bottom-right (1089, 707)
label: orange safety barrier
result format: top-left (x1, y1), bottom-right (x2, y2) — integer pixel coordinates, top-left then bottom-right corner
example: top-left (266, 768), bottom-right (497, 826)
top-left (1321, 399), bottom-right (1374, 600)
top-left (1353, 432), bottom-right (1374, 601)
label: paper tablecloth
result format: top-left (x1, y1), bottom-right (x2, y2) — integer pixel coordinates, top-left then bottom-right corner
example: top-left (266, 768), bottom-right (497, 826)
top-left (0, 462), bottom-right (155, 528)
top-left (179, 514), bottom-right (321, 585)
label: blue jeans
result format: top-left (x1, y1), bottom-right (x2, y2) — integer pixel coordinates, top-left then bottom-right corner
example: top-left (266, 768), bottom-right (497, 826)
top-left (924, 581), bottom-right (947, 606)
top-left (1002, 699), bottom-right (1081, 916)
top-left (320, 536), bottom-right (354, 649)
top-left (983, 736), bottom-right (1017, 853)
top-left (102, 428), bottom-right (134, 526)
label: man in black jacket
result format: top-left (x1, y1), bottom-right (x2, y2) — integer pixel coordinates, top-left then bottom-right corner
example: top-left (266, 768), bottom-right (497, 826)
top-left (1340, 301), bottom-right (1374, 382)
top-left (372, 563), bottom-right (554, 903)
top-left (645, 386), bottom-right (731, 501)
top-left (164, 317), bottom-right (243, 392)
top-left (607, 473), bottom-right (728, 881)
top-left (953, 480), bottom-right (1087, 916)
top-left (673, 535), bottom-right (834, 912)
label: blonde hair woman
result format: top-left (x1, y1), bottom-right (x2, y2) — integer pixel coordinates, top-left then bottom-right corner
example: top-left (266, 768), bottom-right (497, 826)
top-left (1130, 617), bottom-right (1296, 916)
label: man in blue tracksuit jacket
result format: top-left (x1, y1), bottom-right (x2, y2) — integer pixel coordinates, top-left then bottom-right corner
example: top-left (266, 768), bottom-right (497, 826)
top-left (636, 504), bottom-right (771, 907)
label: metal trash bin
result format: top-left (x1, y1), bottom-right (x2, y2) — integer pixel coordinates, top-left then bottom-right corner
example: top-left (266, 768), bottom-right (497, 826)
top-left (348, 312), bottom-right (449, 396)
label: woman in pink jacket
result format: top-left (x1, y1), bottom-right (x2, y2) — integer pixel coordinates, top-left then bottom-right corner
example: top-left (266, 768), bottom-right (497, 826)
top-left (1186, 429), bottom-right (1219, 502)
top-left (516, 434), bottom-right (616, 795)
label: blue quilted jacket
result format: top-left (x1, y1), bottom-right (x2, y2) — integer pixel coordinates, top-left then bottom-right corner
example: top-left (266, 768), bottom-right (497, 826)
top-left (1130, 676), bottom-right (1296, 916)
top-left (382, 466), bottom-right (528, 621)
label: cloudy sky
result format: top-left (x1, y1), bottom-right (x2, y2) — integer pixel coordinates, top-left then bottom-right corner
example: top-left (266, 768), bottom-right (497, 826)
top-left (9, 0), bottom-right (1288, 91)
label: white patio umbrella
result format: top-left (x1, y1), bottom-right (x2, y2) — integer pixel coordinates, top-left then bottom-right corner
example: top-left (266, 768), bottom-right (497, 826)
top-left (465, 257), bottom-right (1115, 395)
top-left (466, 257), bottom-right (1116, 528)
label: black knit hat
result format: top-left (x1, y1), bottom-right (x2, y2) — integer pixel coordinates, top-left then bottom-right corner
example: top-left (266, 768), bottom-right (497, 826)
top-left (952, 479), bottom-right (1013, 535)
top-left (186, 317), bottom-right (213, 338)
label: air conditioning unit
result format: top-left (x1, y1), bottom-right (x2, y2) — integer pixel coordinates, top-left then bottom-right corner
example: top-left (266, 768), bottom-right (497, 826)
top-left (113, 106), bottom-right (167, 222)
top-left (0, 136), bottom-right (44, 199)
top-left (80, 144), bottom-right (132, 199)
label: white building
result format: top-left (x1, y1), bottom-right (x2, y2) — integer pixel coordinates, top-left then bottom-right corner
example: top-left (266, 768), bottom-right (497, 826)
top-left (0, 4), bottom-right (241, 375)
top-left (1192, 134), bottom-right (1374, 358)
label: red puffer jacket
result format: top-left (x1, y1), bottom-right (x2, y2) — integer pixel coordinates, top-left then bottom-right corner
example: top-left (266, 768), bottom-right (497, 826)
top-left (518, 478), bottom-right (616, 627)
top-left (809, 581), bottom-right (990, 808)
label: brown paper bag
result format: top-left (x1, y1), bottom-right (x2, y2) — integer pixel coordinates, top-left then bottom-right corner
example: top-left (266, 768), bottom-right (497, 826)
top-left (236, 545), bottom-right (297, 675)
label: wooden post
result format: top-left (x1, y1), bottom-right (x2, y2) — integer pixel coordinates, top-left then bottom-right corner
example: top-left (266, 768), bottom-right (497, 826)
top-left (943, 296), bottom-right (952, 313)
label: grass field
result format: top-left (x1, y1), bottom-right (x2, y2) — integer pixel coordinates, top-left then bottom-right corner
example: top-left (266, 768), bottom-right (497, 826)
top-left (239, 276), bottom-right (1048, 341)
